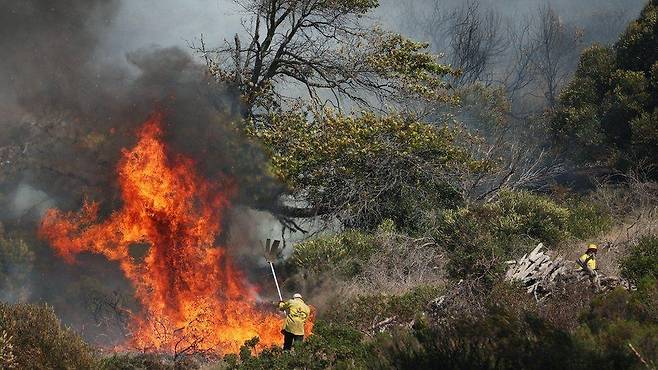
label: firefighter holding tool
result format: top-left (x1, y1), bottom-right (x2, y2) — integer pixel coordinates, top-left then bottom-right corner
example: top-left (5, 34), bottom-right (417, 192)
top-left (276, 293), bottom-right (310, 350)
top-left (263, 239), bottom-right (311, 350)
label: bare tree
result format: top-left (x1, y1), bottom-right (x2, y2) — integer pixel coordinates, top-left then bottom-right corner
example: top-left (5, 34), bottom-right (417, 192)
top-left (499, 19), bottom-right (540, 118)
top-left (446, 1), bottom-right (508, 85)
top-left (463, 142), bottom-right (565, 203)
top-left (420, 0), bottom-right (508, 86)
top-left (592, 170), bottom-right (658, 245)
top-left (452, 86), bottom-right (565, 203)
top-left (83, 289), bottom-right (132, 341)
top-left (195, 0), bottom-right (451, 126)
top-left (406, 1), bottom-right (587, 117)
top-left (528, 5), bottom-right (582, 109)
top-left (413, 0), bottom-right (547, 120)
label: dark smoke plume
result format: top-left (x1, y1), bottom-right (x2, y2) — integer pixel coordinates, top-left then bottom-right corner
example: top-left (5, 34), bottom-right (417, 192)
top-left (0, 0), bottom-right (120, 115)
top-left (0, 0), bottom-right (281, 215)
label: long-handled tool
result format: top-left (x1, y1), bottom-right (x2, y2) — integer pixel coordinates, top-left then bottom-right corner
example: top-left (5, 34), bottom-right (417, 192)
top-left (264, 238), bottom-right (283, 301)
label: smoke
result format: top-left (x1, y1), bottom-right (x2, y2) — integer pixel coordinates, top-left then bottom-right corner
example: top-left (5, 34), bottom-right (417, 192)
top-left (375, 0), bottom-right (648, 132)
top-left (7, 183), bottom-right (54, 220)
top-left (378, 0), bottom-right (647, 69)
top-left (380, 0), bottom-right (647, 44)
top-left (0, 1), bottom-right (122, 116)
top-left (0, 0), bottom-right (284, 212)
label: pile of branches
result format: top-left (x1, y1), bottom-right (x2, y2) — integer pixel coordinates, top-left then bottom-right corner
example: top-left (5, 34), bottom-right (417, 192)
top-left (368, 243), bottom-right (635, 335)
top-left (505, 243), bottom-right (632, 300)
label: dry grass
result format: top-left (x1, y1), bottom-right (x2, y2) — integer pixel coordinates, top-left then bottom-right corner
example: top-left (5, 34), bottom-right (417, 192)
top-left (562, 176), bottom-right (658, 276)
top-left (537, 281), bottom-right (597, 330)
top-left (341, 231), bottom-right (446, 297)
top-left (285, 229), bottom-right (446, 317)
top-left (594, 179), bottom-right (657, 276)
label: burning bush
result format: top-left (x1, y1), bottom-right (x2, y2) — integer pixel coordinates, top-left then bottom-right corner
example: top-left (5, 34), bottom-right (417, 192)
top-left (38, 113), bottom-right (284, 355)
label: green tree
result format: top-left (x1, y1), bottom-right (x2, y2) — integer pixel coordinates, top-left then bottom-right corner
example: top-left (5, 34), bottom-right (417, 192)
top-left (195, 0), bottom-right (467, 228)
top-left (552, 1), bottom-right (658, 176)
top-left (253, 110), bottom-right (483, 229)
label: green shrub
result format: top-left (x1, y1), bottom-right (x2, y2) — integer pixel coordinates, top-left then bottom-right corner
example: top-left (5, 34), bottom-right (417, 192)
top-left (223, 321), bottom-right (370, 369)
top-left (0, 236), bottom-right (34, 302)
top-left (291, 230), bottom-right (376, 278)
top-left (100, 354), bottom-right (168, 370)
top-left (369, 284), bottom-right (655, 369)
top-left (239, 309), bottom-right (591, 369)
top-left (566, 200), bottom-right (612, 240)
top-left (323, 286), bottom-right (442, 332)
top-left (486, 190), bottom-right (572, 246)
top-left (425, 190), bottom-right (580, 279)
top-left (99, 352), bottom-right (200, 370)
top-left (223, 283), bottom-right (656, 369)
top-left (621, 235), bottom-right (658, 283)
top-left (575, 283), bottom-right (658, 369)
top-left (423, 208), bottom-right (480, 253)
top-left (388, 286), bottom-right (442, 318)
top-left (369, 314), bottom-right (587, 370)
top-left (423, 207), bottom-right (500, 279)
top-left (426, 190), bottom-right (615, 280)
top-left (0, 303), bottom-right (97, 369)
top-left (293, 190), bottom-right (611, 283)
top-left (323, 295), bottom-right (389, 332)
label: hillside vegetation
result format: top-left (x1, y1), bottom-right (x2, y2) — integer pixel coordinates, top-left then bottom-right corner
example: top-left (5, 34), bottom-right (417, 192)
top-left (0, 0), bottom-right (657, 369)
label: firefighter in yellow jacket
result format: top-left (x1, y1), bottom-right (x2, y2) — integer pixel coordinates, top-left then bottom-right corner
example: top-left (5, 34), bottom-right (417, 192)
top-left (577, 243), bottom-right (598, 272)
top-left (277, 293), bottom-right (310, 350)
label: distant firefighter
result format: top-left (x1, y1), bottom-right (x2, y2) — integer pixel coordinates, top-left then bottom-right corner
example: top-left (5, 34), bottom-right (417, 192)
top-left (276, 293), bottom-right (310, 350)
top-left (577, 243), bottom-right (599, 275)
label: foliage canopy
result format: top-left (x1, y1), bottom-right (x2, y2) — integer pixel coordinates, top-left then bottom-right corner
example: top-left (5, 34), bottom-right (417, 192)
top-left (253, 110), bottom-right (482, 229)
top-left (552, 1), bottom-right (658, 176)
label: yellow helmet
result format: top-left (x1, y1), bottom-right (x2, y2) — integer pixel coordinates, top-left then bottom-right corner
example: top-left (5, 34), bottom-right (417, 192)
top-left (587, 243), bottom-right (598, 251)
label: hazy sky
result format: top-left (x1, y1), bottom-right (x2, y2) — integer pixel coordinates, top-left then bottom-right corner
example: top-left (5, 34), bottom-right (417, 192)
top-left (99, 0), bottom-right (243, 64)
top-left (99, 0), bottom-right (647, 66)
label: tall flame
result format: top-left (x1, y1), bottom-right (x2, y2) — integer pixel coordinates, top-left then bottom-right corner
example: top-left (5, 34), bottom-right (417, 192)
top-left (38, 113), bottom-right (288, 354)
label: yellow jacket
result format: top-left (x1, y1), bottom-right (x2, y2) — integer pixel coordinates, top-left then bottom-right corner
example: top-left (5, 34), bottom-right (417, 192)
top-left (278, 297), bottom-right (310, 336)
top-left (578, 253), bottom-right (597, 270)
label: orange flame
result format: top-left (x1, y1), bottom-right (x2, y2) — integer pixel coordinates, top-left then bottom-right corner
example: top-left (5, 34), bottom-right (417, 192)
top-left (39, 113), bottom-right (290, 354)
